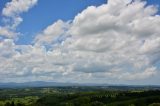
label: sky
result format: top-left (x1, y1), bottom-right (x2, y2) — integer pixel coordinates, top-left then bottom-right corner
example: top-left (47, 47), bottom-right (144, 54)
top-left (0, 0), bottom-right (160, 85)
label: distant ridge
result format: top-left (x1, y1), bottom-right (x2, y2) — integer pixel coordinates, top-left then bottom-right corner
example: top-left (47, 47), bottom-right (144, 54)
top-left (0, 81), bottom-right (79, 88)
top-left (0, 81), bottom-right (109, 88)
top-left (0, 81), bottom-right (160, 88)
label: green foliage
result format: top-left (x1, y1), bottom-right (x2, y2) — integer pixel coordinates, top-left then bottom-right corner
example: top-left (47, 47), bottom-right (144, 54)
top-left (34, 90), bottom-right (160, 106)
top-left (148, 103), bottom-right (160, 106)
top-left (128, 104), bottom-right (135, 106)
top-left (0, 87), bottom-right (160, 106)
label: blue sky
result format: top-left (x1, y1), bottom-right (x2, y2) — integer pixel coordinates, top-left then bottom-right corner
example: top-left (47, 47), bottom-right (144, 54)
top-left (0, 0), bottom-right (160, 84)
top-left (1, 0), bottom-right (159, 44)
top-left (0, 0), bottom-right (159, 44)
top-left (15, 0), bottom-right (106, 44)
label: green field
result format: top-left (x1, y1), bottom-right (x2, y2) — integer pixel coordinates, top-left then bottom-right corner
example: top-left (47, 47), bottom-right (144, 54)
top-left (0, 87), bottom-right (160, 106)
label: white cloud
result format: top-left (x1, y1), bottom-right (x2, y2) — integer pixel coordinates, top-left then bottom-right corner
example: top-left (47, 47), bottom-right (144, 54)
top-left (121, 67), bottom-right (157, 80)
top-left (0, 0), bottom-right (160, 84)
top-left (34, 20), bottom-right (70, 46)
top-left (2, 0), bottom-right (38, 17)
top-left (65, 0), bottom-right (160, 81)
top-left (0, 0), bottom-right (38, 39)
top-left (0, 27), bottom-right (18, 38)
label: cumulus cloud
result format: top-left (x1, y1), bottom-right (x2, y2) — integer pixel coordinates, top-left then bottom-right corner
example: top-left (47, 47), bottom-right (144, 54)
top-left (67, 0), bottom-right (160, 76)
top-left (0, 0), bottom-right (160, 84)
top-left (0, 0), bottom-right (38, 38)
top-left (2, 0), bottom-right (38, 17)
top-left (0, 27), bottom-right (18, 38)
top-left (34, 20), bottom-right (71, 46)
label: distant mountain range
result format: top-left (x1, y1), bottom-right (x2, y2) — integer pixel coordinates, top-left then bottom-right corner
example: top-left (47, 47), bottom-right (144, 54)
top-left (0, 81), bottom-right (76, 88)
top-left (0, 81), bottom-right (160, 88)
top-left (0, 81), bottom-right (110, 88)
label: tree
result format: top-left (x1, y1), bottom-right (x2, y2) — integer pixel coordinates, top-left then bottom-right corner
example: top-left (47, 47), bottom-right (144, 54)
top-left (149, 103), bottom-right (160, 106)
top-left (4, 102), bottom-right (11, 106)
top-left (11, 101), bottom-right (14, 106)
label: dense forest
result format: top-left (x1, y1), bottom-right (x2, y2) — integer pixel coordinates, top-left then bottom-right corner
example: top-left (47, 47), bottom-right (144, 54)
top-left (0, 87), bottom-right (160, 106)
